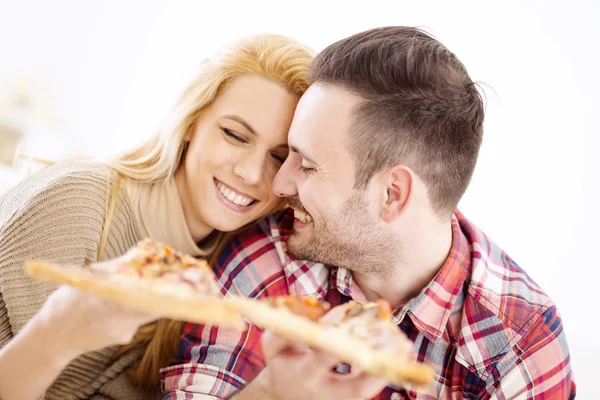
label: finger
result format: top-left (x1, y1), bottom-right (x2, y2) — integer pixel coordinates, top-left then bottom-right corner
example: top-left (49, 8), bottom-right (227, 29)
top-left (261, 329), bottom-right (310, 359)
top-left (330, 363), bottom-right (365, 379)
top-left (304, 347), bottom-right (346, 373)
top-left (319, 301), bottom-right (354, 324)
top-left (329, 373), bottom-right (389, 400)
top-left (345, 371), bottom-right (389, 395)
top-left (126, 311), bottom-right (160, 325)
top-left (112, 304), bottom-right (160, 324)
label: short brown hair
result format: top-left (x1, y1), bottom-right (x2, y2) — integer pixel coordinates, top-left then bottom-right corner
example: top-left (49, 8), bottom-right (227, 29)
top-left (309, 26), bottom-right (484, 217)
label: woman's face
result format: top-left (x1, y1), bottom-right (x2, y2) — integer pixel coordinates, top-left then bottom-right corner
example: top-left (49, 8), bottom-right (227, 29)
top-left (176, 75), bottom-right (298, 238)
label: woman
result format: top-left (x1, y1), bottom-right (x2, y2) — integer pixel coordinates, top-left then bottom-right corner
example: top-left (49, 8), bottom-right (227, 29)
top-left (0, 34), bottom-right (314, 400)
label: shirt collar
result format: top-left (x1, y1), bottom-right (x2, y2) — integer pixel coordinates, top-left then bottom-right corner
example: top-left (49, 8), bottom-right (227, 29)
top-left (329, 212), bottom-right (471, 344)
top-left (272, 209), bottom-right (330, 299)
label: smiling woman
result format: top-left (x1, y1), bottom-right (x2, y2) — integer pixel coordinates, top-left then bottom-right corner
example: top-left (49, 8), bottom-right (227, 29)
top-left (0, 34), bottom-right (313, 400)
top-left (176, 75), bottom-right (297, 238)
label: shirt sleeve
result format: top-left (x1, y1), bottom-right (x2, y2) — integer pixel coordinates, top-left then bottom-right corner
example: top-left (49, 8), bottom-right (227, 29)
top-left (160, 324), bottom-right (265, 399)
top-left (483, 305), bottom-right (576, 399)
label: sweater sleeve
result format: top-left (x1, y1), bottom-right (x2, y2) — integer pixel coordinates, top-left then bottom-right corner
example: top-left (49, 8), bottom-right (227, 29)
top-left (0, 160), bottom-right (113, 341)
top-left (0, 291), bottom-right (10, 348)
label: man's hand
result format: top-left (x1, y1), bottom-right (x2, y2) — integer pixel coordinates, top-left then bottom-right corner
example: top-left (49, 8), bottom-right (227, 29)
top-left (233, 328), bottom-right (388, 400)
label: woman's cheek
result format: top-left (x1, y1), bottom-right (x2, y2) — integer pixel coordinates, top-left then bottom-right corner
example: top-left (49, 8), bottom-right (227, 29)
top-left (210, 142), bottom-right (239, 167)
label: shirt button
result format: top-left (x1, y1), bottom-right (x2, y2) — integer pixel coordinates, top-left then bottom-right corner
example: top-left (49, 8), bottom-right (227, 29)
top-left (390, 393), bottom-right (401, 400)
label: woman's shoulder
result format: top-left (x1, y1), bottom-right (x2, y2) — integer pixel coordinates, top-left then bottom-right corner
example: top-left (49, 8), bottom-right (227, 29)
top-left (26, 159), bottom-right (113, 190)
top-left (0, 160), bottom-right (125, 337)
top-left (0, 160), bottom-right (114, 228)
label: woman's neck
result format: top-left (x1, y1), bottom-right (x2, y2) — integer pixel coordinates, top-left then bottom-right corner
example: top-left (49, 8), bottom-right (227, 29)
top-left (128, 173), bottom-right (220, 257)
top-left (174, 170), bottom-right (213, 243)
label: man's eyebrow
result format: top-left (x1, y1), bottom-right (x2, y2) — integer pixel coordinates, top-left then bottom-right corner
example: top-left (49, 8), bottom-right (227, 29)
top-left (290, 145), bottom-right (317, 164)
top-left (222, 115), bottom-right (257, 135)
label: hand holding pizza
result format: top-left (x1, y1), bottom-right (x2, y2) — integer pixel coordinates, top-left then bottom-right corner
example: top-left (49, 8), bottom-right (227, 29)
top-left (226, 295), bottom-right (433, 389)
top-left (232, 301), bottom-right (414, 400)
top-left (34, 285), bottom-right (159, 357)
top-left (247, 301), bottom-right (401, 400)
top-left (246, 328), bottom-right (389, 400)
top-left (26, 239), bottom-right (434, 392)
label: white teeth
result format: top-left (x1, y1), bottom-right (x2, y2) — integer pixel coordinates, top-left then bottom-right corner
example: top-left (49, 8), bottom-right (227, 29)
top-left (216, 181), bottom-right (254, 207)
top-left (293, 209), bottom-right (313, 223)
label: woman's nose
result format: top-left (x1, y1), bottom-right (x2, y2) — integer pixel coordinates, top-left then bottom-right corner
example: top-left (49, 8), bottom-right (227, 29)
top-left (233, 152), bottom-right (264, 186)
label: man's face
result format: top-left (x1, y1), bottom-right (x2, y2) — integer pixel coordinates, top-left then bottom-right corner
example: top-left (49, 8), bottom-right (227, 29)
top-left (273, 84), bottom-right (391, 272)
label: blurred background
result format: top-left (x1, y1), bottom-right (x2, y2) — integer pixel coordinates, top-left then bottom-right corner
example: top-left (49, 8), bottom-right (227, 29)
top-left (1, 0), bottom-right (598, 396)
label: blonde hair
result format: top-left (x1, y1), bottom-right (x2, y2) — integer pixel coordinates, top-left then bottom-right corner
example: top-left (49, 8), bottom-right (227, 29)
top-left (107, 34), bottom-right (313, 182)
top-left (110, 34), bottom-right (314, 388)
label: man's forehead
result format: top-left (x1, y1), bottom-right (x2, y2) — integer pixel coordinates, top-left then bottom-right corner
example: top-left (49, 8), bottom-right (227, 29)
top-left (288, 84), bottom-right (360, 154)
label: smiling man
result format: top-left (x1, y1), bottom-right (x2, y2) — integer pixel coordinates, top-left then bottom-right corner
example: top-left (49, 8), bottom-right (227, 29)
top-left (161, 27), bottom-right (576, 400)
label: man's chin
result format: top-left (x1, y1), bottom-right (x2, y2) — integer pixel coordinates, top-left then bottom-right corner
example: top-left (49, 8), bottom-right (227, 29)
top-left (286, 233), bottom-right (313, 261)
top-left (287, 231), bottom-right (302, 249)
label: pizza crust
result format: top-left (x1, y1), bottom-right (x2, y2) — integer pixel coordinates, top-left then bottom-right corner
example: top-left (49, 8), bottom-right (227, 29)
top-left (224, 296), bottom-right (434, 387)
top-left (25, 261), bottom-right (244, 329)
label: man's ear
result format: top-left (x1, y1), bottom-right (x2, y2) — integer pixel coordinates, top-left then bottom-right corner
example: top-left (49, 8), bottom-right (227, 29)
top-left (380, 164), bottom-right (413, 223)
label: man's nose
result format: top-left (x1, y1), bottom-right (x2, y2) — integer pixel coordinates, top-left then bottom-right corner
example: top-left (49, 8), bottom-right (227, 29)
top-left (272, 158), bottom-right (298, 198)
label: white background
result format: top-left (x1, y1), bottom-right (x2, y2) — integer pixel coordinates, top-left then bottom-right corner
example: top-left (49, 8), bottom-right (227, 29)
top-left (1, 0), bottom-right (598, 396)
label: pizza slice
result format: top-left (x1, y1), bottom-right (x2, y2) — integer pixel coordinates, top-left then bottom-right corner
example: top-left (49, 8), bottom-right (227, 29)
top-left (25, 238), bottom-right (242, 328)
top-left (225, 295), bottom-right (433, 388)
top-left (325, 300), bottom-right (413, 354)
top-left (266, 295), bottom-right (331, 321)
top-left (325, 300), bottom-right (429, 385)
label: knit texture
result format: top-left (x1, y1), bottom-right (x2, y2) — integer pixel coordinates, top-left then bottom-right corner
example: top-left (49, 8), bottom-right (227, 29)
top-left (0, 160), bottom-right (153, 399)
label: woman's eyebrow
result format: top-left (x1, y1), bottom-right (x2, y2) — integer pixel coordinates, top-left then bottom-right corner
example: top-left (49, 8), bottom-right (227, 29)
top-left (222, 115), bottom-right (257, 136)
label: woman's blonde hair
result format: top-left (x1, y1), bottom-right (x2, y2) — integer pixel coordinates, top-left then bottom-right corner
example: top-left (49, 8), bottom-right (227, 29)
top-left (108, 34), bottom-right (314, 182)
top-left (110, 34), bottom-right (314, 389)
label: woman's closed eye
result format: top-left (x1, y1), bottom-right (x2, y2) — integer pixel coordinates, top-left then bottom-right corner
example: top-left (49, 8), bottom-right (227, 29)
top-left (221, 127), bottom-right (247, 144)
top-left (271, 152), bottom-right (288, 167)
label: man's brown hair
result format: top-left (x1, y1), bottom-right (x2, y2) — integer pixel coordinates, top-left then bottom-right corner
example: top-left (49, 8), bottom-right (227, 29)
top-left (308, 26), bottom-right (484, 217)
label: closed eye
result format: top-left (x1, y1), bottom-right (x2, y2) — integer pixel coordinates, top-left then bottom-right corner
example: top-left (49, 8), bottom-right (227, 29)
top-left (271, 153), bottom-right (288, 167)
top-left (299, 165), bottom-right (316, 174)
top-left (221, 127), bottom-right (247, 144)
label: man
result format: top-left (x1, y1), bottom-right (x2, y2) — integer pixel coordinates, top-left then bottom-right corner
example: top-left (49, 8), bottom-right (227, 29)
top-left (161, 27), bottom-right (575, 399)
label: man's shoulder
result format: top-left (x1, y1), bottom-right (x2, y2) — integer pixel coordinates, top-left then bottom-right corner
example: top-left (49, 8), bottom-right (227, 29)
top-left (456, 213), bottom-right (560, 374)
top-left (458, 213), bottom-right (553, 327)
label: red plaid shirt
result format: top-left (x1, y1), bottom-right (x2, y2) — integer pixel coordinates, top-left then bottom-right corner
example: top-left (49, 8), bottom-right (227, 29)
top-left (161, 209), bottom-right (575, 399)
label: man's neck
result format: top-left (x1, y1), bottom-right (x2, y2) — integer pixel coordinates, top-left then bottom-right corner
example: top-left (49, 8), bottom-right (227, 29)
top-left (353, 219), bottom-right (453, 308)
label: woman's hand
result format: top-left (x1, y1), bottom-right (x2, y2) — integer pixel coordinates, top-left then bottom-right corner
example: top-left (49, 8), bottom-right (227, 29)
top-left (0, 286), bottom-right (160, 400)
top-left (37, 285), bottom-right (160, 356)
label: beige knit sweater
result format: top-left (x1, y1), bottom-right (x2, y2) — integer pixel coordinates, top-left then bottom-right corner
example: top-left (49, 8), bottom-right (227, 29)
top-left (0, 160), bottom-right (218, 400)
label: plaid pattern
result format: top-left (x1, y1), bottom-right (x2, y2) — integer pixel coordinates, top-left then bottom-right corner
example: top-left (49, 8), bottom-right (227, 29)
top-left (161, 209), bottom-right (575, 399)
